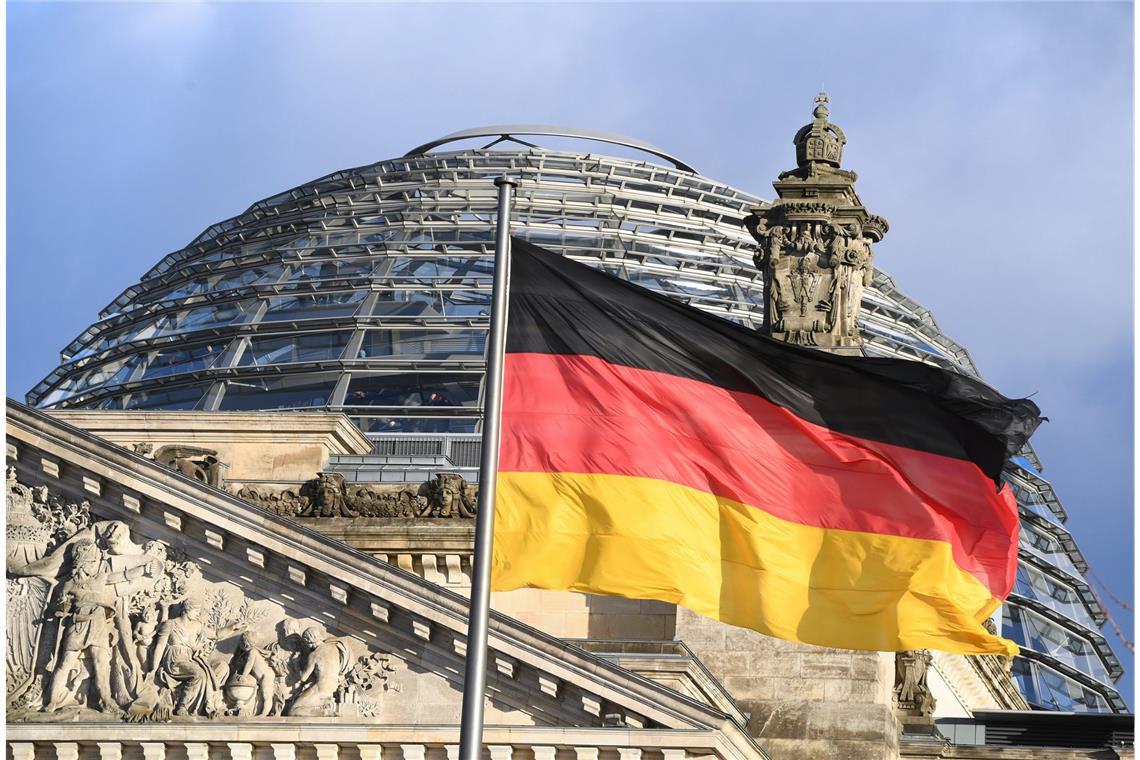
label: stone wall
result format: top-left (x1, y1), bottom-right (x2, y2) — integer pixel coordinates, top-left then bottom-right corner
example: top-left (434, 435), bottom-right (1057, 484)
top-left (674, 607), bottom-right (900, 760)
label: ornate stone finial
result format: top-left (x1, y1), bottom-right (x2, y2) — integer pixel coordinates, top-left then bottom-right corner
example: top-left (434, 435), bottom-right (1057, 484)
top-left (813, 90), bottom-right (830, 118)
top-left (795, 91), bottom-right (846, 169)
top-left (746, 93), bottom-right (888, 355)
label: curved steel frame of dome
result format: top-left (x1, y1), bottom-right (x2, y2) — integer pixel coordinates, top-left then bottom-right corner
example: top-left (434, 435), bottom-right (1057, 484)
top-left (24, 138), bottom-right (1126, 713)
top-left (405, 125), bottom-right (700, 174)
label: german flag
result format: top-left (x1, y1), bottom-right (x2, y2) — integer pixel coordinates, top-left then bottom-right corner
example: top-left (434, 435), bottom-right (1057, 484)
top-left (491, 239), bottom-right (1041, 656)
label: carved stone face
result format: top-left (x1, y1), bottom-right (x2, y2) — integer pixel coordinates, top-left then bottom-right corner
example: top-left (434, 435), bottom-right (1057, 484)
top-left (99, 521), bottom-right (133, 554)
top-left (183, 602), bottom-right (202, 621)
top-left (439, 486), bottom-right (456, 508)
top-left (143, 540), bottom-right (167, 562)
top-left (302, 626), bottom-right (325, 650)
top-left (315, 476), bottom-right (343, 507)
top-left (70, 540), bottom-right (101, 574)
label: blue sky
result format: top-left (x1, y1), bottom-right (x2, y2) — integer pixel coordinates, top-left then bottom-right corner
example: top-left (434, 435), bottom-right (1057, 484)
top-left (7, 2), bottom-right (1133, 703)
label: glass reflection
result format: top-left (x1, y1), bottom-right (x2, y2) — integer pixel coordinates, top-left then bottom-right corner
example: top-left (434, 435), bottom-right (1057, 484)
top-left (238, 332), bottom-right (351, 366)
top-left (343, 373), bottom-right (480, 408)
top-left (357, 329), bottom-right (486, 360)
top-left (141, 342), bottom-right (226, 380)
top-left (218, 374), bottom-right (338, 411)
top-left (261, 291), bottom-right (366, 322)
top-left (1011, 658), bottom-right (1109, 712)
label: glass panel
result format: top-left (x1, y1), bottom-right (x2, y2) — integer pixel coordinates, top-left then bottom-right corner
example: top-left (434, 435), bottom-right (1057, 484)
top-left (75, 354), bottom-right (143, 393)
top-left (356, 329), bottom-right (486, 360)
top-left (139, 266), bottom-right (286, 305)
top-left (212, 264), bottom-right (288, 291)
top-left (140, 342), bottom-right (226, 380)
top-left (42, 353), bottom-right (144, 405)
top-left (237, 332), bottom-right (352, 366)
top-left (290, 259), bottom-right (374, 283)
top-left (152, 299), bottom-right (259, 337)
top-left (442, 289), bottom-right (491, 318)
top-left (343, 373), bottom-right (480, 408)
top-left (1012, 564), bottom-right (1095, 628)
top-left (1010, 658), bottom-right (1110, 712)
top-left (260, 290), bottom-right (367, 322)
top-left (352, 416), bottom-right (479, 433)
top-left (1003, 606), bottom-right (1109, 682)
top-left (1019, 523), bottom-right (1083, 577)
top-left (383, 255), bottom-right (493, 283)
top-left (370, 290), bottom-right (444, 318)
top-left (218, 374), bottom-right (339, 411)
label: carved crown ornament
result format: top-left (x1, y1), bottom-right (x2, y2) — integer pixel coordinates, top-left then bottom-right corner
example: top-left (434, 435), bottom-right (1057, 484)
top-left (795, 92), bottom-right (847, 168)
top-left (747, 93), bottom-right (889, 355)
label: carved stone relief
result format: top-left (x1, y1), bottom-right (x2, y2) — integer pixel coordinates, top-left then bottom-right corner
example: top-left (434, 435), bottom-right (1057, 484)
top-left (893, 649), bottom-right (936, 721)
top-left (232, 472), bottom-right (477, 520)
top-left (133, 444), bottom-right (228, 489)
top-left (5, 470), bottom-right (402, 722)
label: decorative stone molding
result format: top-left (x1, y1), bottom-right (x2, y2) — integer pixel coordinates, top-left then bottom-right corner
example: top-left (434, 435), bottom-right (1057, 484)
top-left (232, 472), bottom-right (477, 520)
top-left (928, 649), bottom-right (1028, 713)
top-left (747, 93), bottom-right (888, 355)
top-left (5, 729), bottom-right (769, 760)
top-left (47, 409), bottom-right (375, 484)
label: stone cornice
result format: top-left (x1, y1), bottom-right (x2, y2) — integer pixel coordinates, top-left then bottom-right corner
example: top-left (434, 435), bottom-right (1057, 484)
top-left (47, 409), bottom-right (374, 455)
top-left (6, 724), bottom-right (766, 760)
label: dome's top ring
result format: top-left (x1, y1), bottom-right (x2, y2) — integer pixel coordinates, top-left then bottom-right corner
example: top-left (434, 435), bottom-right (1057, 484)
top-left (405, 125), bottom-right (698, 174)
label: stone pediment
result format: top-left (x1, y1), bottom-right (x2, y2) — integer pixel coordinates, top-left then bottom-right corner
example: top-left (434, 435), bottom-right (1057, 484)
top-left (6, 401), bottom-right (762, 759)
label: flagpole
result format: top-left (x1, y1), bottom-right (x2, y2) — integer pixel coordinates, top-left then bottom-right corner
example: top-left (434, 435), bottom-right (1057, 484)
top-left (458, 175), bottom-right (516, 760)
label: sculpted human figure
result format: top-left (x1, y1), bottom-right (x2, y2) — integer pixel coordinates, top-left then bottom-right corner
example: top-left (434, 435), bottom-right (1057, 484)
top-left (146, 600), bottom-right (224, 717)
top-left (43, 539), bottom-right (162, 714)
top-left (226, 632), bottom-right (276, 717)
top-left (134, 604), bottom-right (161, 668)
top-left (825, 221), bottom-right (872, 339)
top-left (286, 625), bottom-right (350, 717)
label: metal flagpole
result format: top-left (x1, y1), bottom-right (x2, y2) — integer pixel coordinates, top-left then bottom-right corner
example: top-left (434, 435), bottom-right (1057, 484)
top-left (458, 175), bottom-right (516, 760)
